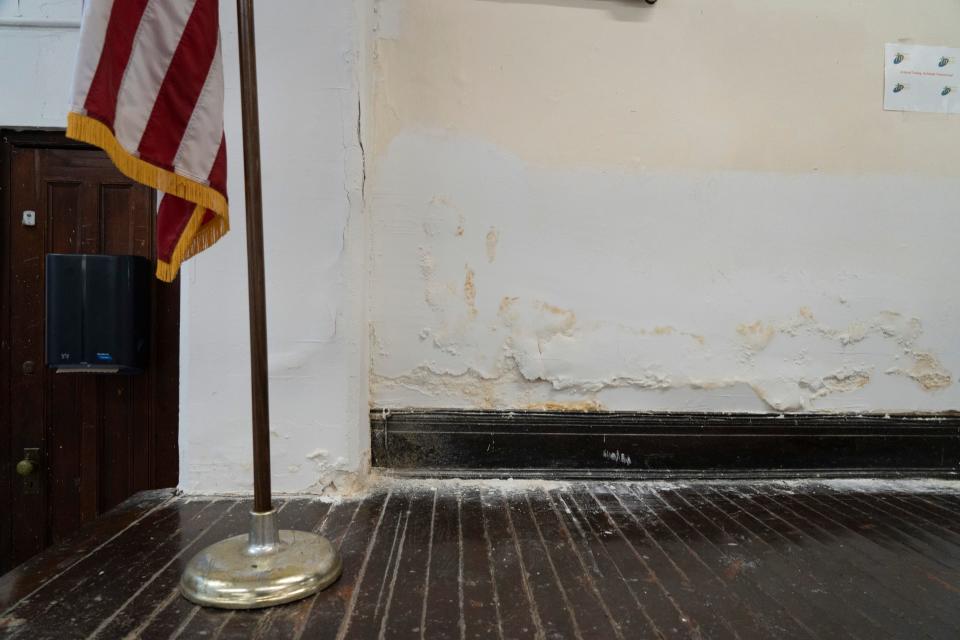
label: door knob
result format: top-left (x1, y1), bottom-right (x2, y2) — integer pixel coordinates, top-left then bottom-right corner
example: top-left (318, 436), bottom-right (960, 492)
top-left (16, 448), bottom-right (40, 476)
top-left (16, 458), bottom-right (36, 476)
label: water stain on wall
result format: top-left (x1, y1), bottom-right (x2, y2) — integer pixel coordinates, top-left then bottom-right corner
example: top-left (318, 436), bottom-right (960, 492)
top-left (377, 208), bottom-right (954, 412)
top-left (464, 266), bottom-right (477, 317)
top-left (737, 321), bottom-right (777, 352)
top-left (485, 227), bottom-right (499, 263)
top-left (524, 400), bottom-right (605, 412)
top-left (369, 132), bottom-right (960, 413)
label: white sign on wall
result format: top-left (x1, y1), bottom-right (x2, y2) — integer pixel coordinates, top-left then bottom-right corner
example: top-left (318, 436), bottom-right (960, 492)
top-left (884, 43), bottom-right (958, 114)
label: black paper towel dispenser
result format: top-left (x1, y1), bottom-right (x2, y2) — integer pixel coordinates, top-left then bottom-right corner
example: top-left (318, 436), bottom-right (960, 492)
top-left (46, 254), bottom-right (150, 374)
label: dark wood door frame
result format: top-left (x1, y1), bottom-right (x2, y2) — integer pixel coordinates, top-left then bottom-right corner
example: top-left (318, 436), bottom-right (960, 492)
top-left (0, 131), bottom-right (12, 575)
top-left (1, 129), bottom-right (180, 573)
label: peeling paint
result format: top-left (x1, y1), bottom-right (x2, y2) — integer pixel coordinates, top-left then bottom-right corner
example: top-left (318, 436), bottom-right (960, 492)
top-left (373, 301), bottom-right (954, 412)
top-left (523, 400), bottom-right (605, 412)
top-left (307, 449), bottom-right (330, 461)
top-left (370, 323), bottom-right (388, 358)
top-left (809, 369), bottom-right (872, 396)
top-left (302, 448), bottom-right (374, 497)
top-left (370, 123), bottom-right (960, 414)
top-left (888, 352), bottom-right (952, 391)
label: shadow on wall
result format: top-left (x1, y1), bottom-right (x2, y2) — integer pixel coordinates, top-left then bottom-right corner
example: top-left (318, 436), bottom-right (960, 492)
top-left (476, 0), bottom-right (657, 22)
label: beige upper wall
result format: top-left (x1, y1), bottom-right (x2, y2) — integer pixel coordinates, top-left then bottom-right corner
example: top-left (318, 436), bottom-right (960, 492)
top-left (373, 0), bottom-right (960, 175)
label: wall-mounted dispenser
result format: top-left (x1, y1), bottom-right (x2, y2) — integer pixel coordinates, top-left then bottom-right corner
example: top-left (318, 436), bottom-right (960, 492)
top-left (45, 254), bottom-right (150, 374)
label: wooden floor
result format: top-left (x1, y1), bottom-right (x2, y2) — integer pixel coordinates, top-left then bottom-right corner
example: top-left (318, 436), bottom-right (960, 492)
top-left (2, 480), bottom-right (960, 639)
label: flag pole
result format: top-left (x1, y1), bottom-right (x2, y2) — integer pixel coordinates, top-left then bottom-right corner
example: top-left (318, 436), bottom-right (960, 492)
top-left (178, 0), bottom-right (342, 609)
top-left (236, 0), bottom-right (272, 515)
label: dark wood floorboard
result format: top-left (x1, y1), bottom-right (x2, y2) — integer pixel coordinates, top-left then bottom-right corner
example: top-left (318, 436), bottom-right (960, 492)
top-left (2, 481), bottom-right (960, 639)
top-left (525, 489), bottom-right (620, 639)
top-left (380, 489), bottom-right (436, 638)
top-left (567, 486), bottom-right (696, 638)
top-left (742, 487), bottom-right (957, 639)
top-left (588, 485), bottom-right (729, 639)
top-left (459, 487), bottom-right (500, 639)
top-left (503, 493), bottom-right (578, 639)
top-left (297, 490), bottom-right (390, 640)
top-left (622, 483), bottom-right (788, 639)
top-left (135, 500), bottom-right (252, 640)
top-left (548, 488), bottom-right (661, 639)
top-left (422, 492), bottom-right (464, 639)
top-left (3, 498), bottom-right (195, 640)
top-left (149, 500), bottom-right (260, 640)
top-left (87, 499), bottom-right (237, 639)
top-left (780, 489), bottom-right (960, 592)
top-left (675, 486), bottom-right (878, 639)
top-left (340, 490), bottom-right (412, 640)
top-left (479, 488), bottom-right (542, 639)
top-left (0, 490), bottom-right (176, 611)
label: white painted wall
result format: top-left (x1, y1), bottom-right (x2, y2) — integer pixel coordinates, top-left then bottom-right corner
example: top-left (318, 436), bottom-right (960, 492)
top-left (179, 0), bottom-right (369, 494)
top-left (1, 0), bottom-right (370, 493)
top-left (369, 0), bottom-right (960, 412)
top-left (0, 0), bottom-right (82, 127)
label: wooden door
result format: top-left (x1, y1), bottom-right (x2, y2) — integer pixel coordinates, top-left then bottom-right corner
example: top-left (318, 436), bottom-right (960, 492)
top-left (0, 131), bottom-right (180, 573)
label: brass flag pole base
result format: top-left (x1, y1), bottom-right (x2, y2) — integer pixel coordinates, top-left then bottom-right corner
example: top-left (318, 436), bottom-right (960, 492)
top-left (180, 510), bottom-right (342, 609)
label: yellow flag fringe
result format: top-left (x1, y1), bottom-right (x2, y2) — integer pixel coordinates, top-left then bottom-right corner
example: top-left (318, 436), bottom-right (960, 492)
top-left (155, 206), bottom-right (230, 282)
top-left (66, 112), bottom-right (229, 281)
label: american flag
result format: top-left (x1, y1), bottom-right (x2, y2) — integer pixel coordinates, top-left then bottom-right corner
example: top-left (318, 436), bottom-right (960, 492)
top-left (67, 0), bottom-right (229, 282)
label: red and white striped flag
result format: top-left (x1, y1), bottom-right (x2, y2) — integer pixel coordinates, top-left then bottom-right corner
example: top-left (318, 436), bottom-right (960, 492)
top-left (67, 0), bottom-right (229, 282)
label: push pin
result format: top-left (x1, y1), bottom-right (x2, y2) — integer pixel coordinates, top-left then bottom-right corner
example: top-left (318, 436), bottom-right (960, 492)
top-left (893, 53), bottom-right (904, 64)
top-left (943, 86), bottom-right (953, 96)
top-left (893, 83), bottom-right (905, 93)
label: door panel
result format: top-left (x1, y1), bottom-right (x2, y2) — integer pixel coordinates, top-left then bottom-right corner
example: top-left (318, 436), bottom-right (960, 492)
top-left (46, 178), bottom-right (83, 542)
top-left (0, 132), bottom-right (180, 573)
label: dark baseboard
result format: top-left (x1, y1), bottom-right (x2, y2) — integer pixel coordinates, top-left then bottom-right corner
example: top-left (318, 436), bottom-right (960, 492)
top-left (370, 409), bottom-right (960, 479)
